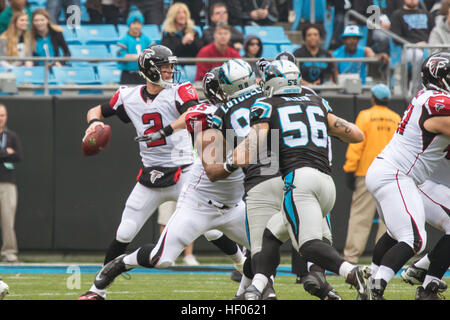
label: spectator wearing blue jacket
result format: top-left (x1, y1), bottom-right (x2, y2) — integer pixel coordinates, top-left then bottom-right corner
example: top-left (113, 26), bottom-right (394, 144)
top-left (333, 25), bottom-right (388, 84)
top-left (116, 11), bottom-right (152, 84)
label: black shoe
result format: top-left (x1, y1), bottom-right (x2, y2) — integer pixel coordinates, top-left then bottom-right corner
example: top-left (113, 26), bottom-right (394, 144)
top-left (303, 271), bottom-right (341, 300)
top-left (402, 265), bottom-right (448, 292)
top-left (244, 284), bottom-right (262, 300)
top-left (346, 266), bottom-right (371, 298)
top-left (261, 281), bottom-right (277, 300)
top-left (230, 269), bottom-right (242, 283)
top-left (368, 278), bottom-right (386, 300)
top-left (94, 254), bottom-right (129, 290)
top-left (77, 291), bottom-right (105, 300)
top-left (415, 281), bottom-right (444, 300)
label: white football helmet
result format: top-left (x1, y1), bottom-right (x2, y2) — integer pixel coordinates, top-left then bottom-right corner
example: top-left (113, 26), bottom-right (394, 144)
top-left (262, 60), bottom-right (302, 97)
top-left (218, 59), bottom-right (258, 99)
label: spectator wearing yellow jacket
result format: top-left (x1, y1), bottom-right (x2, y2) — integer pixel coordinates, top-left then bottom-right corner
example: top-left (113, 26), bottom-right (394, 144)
top-left (342, 84), bottom-right (401, 264)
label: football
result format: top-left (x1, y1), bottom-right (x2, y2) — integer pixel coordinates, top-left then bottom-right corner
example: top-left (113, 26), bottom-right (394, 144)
top-left (81, 124), bottom-right (112, 156)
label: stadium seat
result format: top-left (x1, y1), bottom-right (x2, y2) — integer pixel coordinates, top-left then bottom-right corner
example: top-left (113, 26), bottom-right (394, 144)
top-left (359, 25), bottom-right (369, 48)
top-left (97, 66), bottom-right (122, 84)
top-left (68, 45), bottom-right (112, 66)
top-left (262, 44), bottom-right (280, 59)
top-left (323, 6), bottom-right (335, 50)
top-left (52, 66), bottom-right (100, 85)
top-left (244, 26), bottom-right (291, 45)
top-left (11, 66), bottom-right (56, 85)
top-left (61, 26), bottom-right (82, 45)
top-left (290, 0), bottom-right (303, 31)
top-left (280, 44), bottom-right (301, 54)
top-left (194, 25), bottom-right (202, 38)
top-left (183, 65), bottom-right (197, 83)
top-left (142, 25), bottom-right (162, 44)
top-left (388, 37), bottom-right (403, 69)
top-left (301, 0), bottom-right (326, 23)
top-left (78, 25), bottom-right (120, 45)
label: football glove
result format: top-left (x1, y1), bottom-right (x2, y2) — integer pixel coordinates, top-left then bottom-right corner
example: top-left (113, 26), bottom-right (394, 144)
top-left (135, 125), bottom-right (174, 142)
top-left (257, 58), bottom-right (270, 73)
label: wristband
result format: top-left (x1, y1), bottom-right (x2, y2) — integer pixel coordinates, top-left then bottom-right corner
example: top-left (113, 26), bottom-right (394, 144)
top-left (162, 125), bottom-right (174, 137)
top-left (223, 162), bottom-right (238, 174)
top-left (88, 118), bottom-right (101, 126)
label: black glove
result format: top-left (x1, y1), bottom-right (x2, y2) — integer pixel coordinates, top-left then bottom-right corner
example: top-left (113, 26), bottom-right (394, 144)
top-left (345, 172), bottom-right (356, 191)
top-left (135, 125), bottom-right (174, 143)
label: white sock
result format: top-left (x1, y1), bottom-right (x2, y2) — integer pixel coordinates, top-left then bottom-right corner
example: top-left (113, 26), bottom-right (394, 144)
top-left (252, 273), bottom-right (268, 293)
top-left (374, 265), bottom-right (395, 284)
top-left (89, 284), bottom-right (107, 298)
top-left (414, 254), bottom-right (431, 270)
top-left (123, 250), bottom-right (139, 268)
top-left (370, 262), bottom-right (379, 276)
top-left (338, 261), bottom-right (355, 279)
top-left (423, 275), bottom-right (440, 289)
top-left (307, 262), bottom-right (314, 272)
top-left (229, 249), bottom-right (244, 264)
top-left (236, 275), bottom-right (252, 296)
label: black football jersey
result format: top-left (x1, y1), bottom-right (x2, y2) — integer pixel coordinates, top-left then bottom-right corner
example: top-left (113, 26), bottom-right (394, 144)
top-left (211, 86), bottom-right (278, 192)
top-left (250, 93), bottom-right (332, 177)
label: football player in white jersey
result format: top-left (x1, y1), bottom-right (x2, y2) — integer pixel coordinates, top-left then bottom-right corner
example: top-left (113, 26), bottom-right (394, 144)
top-left (89, 69), bottom-right (252, 297)
top-left (78, 45), bottom-right (242, 300)
top-left (365, 52), bottom-right (450, 300)
top-left (401, 156), bottom-right (449, 299)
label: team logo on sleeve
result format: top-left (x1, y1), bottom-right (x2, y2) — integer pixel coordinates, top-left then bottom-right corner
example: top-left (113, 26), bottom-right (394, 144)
top-left (427, 57), bottom-right (449, 78)
top-left (150, 170), bottom-right (164, 183)
top-left (435, 103), bottom-right (445, 112)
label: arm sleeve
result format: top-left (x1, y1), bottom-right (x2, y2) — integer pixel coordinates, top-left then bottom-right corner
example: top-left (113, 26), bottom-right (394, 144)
top-left (175, 83), bottom-right (200, 114)
top-left (101, 88), bottom-right (131, 123)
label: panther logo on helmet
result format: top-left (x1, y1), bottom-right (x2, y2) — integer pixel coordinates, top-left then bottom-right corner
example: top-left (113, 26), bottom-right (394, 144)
top-left (427, 57), bottom-right (449, 78)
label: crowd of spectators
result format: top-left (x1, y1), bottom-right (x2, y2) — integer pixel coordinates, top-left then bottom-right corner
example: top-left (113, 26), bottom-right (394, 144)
top-left (0, 0), bottom-right (448, 87)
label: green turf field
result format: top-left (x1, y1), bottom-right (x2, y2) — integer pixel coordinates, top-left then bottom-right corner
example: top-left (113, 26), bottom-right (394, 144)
top-left (1, 271), bottom-right (448, 300)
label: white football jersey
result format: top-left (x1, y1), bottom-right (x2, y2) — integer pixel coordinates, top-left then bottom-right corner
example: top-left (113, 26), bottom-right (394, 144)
top-left (427, 156), bottom-right (450, 187)
top-left (380, 89), bottom-right (450, 184)
top-left (108, 83), bottom-right (198, 167)
top-left (184, 103), bottom-right (245, 206)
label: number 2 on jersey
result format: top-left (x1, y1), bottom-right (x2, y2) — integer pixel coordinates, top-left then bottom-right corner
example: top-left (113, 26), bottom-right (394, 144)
top-left (142, 113), bottom-right (166, 147)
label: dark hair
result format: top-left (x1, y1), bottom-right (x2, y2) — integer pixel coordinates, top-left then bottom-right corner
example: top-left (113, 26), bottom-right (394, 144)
top-left (210, 2), bottom-right (227, 17)
top-left (214, 21), bottom-right (231, 32)
top-left (373, 95), bottom-right (389, 106)
top-left (301, 23), bottom-right (323, 39)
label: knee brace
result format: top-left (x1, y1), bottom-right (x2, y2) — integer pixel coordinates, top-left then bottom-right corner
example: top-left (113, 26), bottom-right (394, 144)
top-left (204, 229), bottom-right (223, 241)
top-left (116, 219), bottom-right (139, 243)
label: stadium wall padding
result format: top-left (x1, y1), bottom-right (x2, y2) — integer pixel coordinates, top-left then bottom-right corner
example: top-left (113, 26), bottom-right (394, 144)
top-left (0, 94), bottom-right (443, 256)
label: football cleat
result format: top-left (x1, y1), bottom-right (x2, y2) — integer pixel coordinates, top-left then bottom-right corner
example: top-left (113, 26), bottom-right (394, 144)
top-left (230, 269), bottom-right (242, 283)
top-left (345, 266), bottom-right (371, 298)
top-left (401, 265), bottom-right (448, 292)
top-left (261, 281), bottom-right (277, 300)
top-left (325, 288), bottom-right (342, 300)
top-left (415, 281), bottom-right (443, 300)
top-left (93, 254), bottom-right (129, 290)
top-left (0, 280), bottom-right (9, 300)
top-left (302, 271), bottom-right (341, 300)
top-left (77, 291), bottom-right (105, 300)
top-left (401, 264), bottom-right (426, 285)
top-left (243, 284), bottom-right (262, 300)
